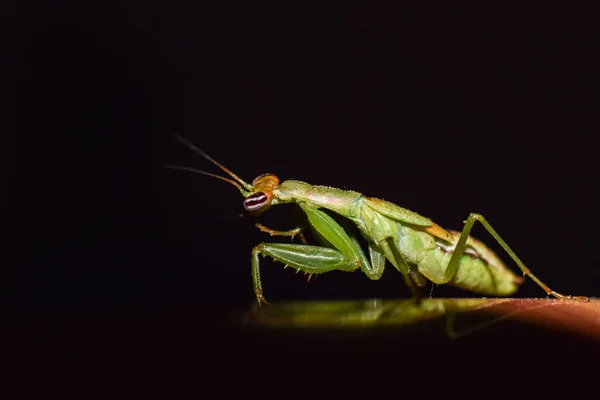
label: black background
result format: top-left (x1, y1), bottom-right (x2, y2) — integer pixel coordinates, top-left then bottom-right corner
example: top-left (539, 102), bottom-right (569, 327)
top-left (4, 1), bottom-right (600, 386)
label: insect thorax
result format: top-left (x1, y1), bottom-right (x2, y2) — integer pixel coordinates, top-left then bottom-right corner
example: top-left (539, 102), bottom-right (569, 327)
top-left (275, 180), bottom-right (363, 216)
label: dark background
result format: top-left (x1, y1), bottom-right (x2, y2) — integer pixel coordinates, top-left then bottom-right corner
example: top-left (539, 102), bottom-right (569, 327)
top-left (5, 2), bottom-right (600, 318)
top-left (5, 0), bottom-right (600, 389)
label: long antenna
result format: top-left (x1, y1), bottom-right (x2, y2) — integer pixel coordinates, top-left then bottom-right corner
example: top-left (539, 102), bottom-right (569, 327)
top-left (173, 135), bottom-right (252, 190)
top-left (164, 164), bottom-right (247, 194)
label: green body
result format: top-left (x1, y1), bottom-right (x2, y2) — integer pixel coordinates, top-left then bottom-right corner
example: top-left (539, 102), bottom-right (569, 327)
top-left (169, 134), bottom-right (587, 305)
top-left (253, 180), bottom-right (522, 303)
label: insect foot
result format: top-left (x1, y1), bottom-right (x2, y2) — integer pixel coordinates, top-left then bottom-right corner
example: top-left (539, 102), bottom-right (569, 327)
top-left (549, 291), bottom-right (589, 303)
top-left (255, 290), bottom-right (270, 307)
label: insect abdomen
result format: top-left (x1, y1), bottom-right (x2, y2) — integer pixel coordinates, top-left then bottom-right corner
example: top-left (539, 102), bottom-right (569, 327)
top-left (418, 231), bottom-right (523, 296)
top-left (437, 247), bottom-right (521, 295)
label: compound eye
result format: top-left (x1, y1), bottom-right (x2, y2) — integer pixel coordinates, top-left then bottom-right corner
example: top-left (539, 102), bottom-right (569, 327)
top-left (243, 192), bottom-right (269, 212)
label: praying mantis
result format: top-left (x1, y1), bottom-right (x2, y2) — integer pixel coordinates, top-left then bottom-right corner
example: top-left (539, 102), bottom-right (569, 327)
top-left (167, 135), bottom-right (589, 306)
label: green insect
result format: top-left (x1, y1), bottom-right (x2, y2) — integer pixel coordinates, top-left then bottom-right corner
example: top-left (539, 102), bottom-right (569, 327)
top-left (168, 135), bottom-right (589, 306)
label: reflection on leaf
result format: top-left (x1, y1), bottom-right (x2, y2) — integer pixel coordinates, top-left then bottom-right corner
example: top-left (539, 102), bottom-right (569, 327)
top-left (247, 298), bottom-right (512, 336)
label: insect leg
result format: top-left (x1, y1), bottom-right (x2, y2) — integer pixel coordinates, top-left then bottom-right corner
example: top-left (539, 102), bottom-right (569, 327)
top-left (303, 206), bottom-right (388, 280)
top-left (254, 223), bottom-right (307, 244)
top-left (252, 243), bottom-right (346, 305)
top-left (378, 238), bottom-right (422, 301)
top-left (445, 213), bottom-right (588, 302)
top-left (365, 245), bottom-right (386, 280)
top-left (251, 206), bottom-right (377, 306)
top-left (336, 217), bottom-right (385, 280)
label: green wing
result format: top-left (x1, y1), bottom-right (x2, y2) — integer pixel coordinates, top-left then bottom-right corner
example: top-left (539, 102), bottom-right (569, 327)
top-left (365, 197), bottom-right (432, 226)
